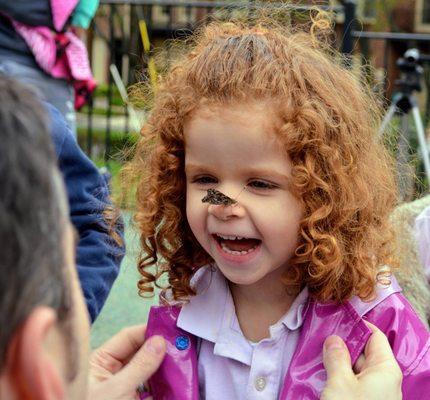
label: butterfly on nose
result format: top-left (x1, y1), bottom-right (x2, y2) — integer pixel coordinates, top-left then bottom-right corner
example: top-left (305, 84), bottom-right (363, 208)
top-left (201, 188), bottom-right (237, 206)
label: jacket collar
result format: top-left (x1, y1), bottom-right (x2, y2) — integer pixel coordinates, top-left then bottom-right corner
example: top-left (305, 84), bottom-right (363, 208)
top-left (279, 276), bottom-right (402, 399)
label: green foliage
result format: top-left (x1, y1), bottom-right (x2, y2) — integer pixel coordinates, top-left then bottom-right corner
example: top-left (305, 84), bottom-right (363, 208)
top-left (77, 127), bottom-right (138, 150)
top-left (93, 83), bottom-right (124, 106)
top-left (381, 113), bottom-right (430, 197)
top-left (79, 106), bottom-right (126, 116)
top-left (77, 127), bottom-right (139, 208)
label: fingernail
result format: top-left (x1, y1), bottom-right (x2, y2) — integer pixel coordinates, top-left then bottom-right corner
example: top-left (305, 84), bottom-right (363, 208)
top-left (324, 335), bottom-right (343, 351)
top-left (145, 336), bottom-right (165, 354)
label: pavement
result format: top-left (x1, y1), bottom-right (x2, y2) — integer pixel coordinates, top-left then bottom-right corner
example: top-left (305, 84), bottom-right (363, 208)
top-left (90, 212), bottom-right (159, 349)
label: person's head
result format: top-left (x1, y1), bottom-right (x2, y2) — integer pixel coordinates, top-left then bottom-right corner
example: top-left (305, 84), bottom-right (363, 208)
top-left (131, 11), bottom-right (397, 303)
top-left (0, 76), bottom-right (90, 399)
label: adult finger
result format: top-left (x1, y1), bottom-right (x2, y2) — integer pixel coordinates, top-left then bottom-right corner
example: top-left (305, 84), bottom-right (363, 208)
top-left (110, 335), bottom-right (166, 390)
top-left (94, 325), bottom-right (148, 363)
top-left (353, 354), bottom-right (366, 374)
top-left (354, 322), bottom-right (392, 374)
top-left (323, 335), bottom-right (354, 379)
top-left (363, 321), bottom-right (402, 373)
top-left (90, 326), bottom-right (149, 378)
top-left (363, 322), bottom-right (393, 360)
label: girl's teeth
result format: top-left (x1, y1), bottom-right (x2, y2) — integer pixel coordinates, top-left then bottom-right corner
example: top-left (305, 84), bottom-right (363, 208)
top-left (218, 234), bottom-right (245, 240)
top-left (220, 242), bottom-right (256, 255)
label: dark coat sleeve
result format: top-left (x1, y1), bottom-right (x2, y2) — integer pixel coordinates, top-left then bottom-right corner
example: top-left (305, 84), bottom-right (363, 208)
top-left (46, 104), bottom-right (125, 322)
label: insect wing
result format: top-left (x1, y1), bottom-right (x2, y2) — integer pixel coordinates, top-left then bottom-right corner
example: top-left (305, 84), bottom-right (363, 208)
top-left (201, 188), bottom-right (236, 205)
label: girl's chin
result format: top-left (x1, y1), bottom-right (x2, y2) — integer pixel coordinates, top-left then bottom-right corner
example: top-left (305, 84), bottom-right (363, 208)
top-left (219, 269), bottom-right (269, 288)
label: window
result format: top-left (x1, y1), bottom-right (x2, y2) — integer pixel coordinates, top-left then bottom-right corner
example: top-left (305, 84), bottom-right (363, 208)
top-left (415, 0), bottom-right (430, 32)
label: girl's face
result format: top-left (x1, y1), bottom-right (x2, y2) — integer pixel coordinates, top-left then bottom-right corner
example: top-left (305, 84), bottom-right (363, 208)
top-left (184, 102), bottom-right (303, 288)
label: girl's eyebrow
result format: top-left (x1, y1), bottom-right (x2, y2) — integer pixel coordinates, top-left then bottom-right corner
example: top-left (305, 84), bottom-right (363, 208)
top-left (243, 167), bottom-right (290, 182)
top-left (184, 163), bottom-right (211, 173)
top-left (185, 163), bottom-right (290, 181)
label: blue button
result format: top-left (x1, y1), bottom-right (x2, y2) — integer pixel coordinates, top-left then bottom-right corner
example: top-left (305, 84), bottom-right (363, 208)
top-left (175, 335), bottom-right (190, 350)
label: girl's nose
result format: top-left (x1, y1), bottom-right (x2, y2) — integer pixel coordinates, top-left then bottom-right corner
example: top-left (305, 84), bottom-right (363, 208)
top-left (207, 202), bottom-right (246, 221)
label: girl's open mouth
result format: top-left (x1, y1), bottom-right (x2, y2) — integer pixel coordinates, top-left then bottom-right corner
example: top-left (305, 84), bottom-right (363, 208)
top-left (212, 234), bottom-right (261, 256)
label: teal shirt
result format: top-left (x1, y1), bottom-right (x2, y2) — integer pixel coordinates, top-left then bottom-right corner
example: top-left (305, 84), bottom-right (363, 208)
top-left (71, 0), bottom-right (99, 29)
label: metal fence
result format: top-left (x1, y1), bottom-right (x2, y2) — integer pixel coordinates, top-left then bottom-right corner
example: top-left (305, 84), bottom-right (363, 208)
top-left (80, 0), bottom-right (430, 170)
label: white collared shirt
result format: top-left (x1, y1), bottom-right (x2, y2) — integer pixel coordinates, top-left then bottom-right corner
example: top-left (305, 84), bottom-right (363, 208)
top-left (177, 266), bottom-right (309, 400)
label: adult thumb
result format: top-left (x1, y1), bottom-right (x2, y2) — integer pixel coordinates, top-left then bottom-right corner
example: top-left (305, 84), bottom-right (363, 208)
top-left (323, 335), bottom-right (354, 379)
top-left (112, 335), bottom-right (166, 390)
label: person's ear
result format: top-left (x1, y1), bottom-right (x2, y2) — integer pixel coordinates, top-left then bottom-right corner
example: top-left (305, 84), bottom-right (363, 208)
top-left (4, 306), bottom-right (65, 400)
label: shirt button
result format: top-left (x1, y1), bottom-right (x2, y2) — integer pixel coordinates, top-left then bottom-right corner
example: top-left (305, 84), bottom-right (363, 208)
top-left (254, 376), bottom-right (266, 391)
top-left (175, 335), bottom-right (190, 350)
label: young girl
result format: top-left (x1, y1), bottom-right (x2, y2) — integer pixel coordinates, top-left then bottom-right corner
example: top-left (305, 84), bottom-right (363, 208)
top-left (129, 13), bottom-right (430, 400)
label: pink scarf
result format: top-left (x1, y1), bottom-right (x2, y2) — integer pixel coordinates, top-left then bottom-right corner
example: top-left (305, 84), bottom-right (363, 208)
top-left (10, 0), bottom-right (96, 109)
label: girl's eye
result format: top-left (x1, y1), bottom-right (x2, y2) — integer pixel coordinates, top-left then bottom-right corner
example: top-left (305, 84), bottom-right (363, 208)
top-left (192, 176), bottom-right (218, 185)
top-left (248, 180), bottom-right (277, 190)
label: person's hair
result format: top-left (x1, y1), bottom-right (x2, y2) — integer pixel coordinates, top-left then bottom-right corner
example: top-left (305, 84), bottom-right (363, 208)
top-left (126, 10), bottom-right (397, 303)
top-left (0, 77), bottom-right (73, 371)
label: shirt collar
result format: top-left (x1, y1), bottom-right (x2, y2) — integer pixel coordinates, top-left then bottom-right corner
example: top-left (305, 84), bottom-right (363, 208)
top-left (280, 286), bottom-right (309, 331)
top-left (177, 265), bottom-right (254, 364)
top-left (177, 264), bottom-right (228, 343)
top-left (177, 265), bottom-right (309, 364)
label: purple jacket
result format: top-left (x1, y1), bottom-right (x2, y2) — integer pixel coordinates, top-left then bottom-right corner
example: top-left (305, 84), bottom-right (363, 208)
top-left (144, 281), bottom-right (430, 399)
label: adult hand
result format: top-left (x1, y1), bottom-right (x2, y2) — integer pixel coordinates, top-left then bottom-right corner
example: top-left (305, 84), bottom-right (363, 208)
top-left (321, 322), bottom-right (402, 400)
top-left (88, 325), bottom-right (166, 400)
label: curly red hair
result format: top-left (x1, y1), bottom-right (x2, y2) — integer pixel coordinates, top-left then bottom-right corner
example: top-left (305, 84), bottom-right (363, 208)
top-left (126, 13), bottom-right (397, 303)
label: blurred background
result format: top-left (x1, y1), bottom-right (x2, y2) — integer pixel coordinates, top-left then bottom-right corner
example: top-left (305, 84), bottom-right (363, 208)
top-left (87, 0), bottom-right (430, 347)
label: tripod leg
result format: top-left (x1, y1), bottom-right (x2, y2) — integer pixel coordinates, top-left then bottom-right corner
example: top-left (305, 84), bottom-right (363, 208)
top-left (379, 104), bottom-right (398, 137)
top-left (411, 105), bottom-right (430, 185)
top-left (397, 113), bottom-right (414, 200)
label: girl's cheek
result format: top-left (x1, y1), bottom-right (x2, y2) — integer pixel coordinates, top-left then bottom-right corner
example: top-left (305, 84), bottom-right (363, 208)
top-left (186, 192), bottom-right (204, 228)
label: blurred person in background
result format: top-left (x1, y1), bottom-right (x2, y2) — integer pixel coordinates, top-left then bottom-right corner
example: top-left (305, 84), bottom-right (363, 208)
top-left (0, 0), bottom-right (99, 135)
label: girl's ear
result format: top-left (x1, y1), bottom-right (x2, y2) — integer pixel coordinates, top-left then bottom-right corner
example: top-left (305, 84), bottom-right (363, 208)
top-left (4, 306), bottom-right (65, 400)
